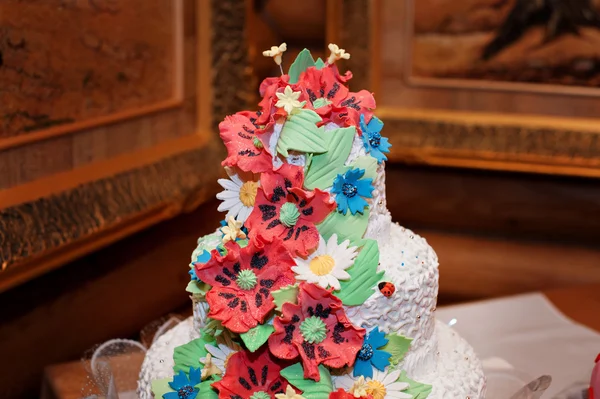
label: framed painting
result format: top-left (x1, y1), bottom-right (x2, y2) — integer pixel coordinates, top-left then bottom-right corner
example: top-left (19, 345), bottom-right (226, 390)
top-left (329, 0), bottom-right (600, 177)
top-left (0, 0), bottom-right (252, 291)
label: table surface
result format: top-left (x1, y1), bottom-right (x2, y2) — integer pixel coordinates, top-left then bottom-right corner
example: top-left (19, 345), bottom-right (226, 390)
top-left (41, 284), bottom-right (600, 399)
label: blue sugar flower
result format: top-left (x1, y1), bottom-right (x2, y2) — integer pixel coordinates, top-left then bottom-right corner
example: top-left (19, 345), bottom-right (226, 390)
top-left (164, 367), bottom-right (201, 399)
top-left (360, 114), bottom-right (391, 164)
top-left (332, 168), bottom-right (374, 215)
top-left (189, 250), bottom-right (211, 281)
top-left (353, 327), bottom-right (391, 378)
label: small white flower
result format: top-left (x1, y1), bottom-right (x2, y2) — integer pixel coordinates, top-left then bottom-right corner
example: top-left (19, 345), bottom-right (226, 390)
top-left (335, 369), bottom-right (411, 399)
top-left (327, 43), bottom-right (351, 64)
top-left (292, 234), bottom-right (357, 290)
top-left (199, 343), bottom-right (239, 376)
top-left (263, 42), bottom-right (287, 65)
top-left (275, 385), bottom-right (305, 399)
top-left (275, 85), bottom-right (304, 115)
top-left (350, 376), bottom-right (368, 397)
top-left (220, 215), bottom-right (246, 244)
top-left (200, 353), bottom-right (222, 380)
top-left (216, 169), bottom-right (260, 223)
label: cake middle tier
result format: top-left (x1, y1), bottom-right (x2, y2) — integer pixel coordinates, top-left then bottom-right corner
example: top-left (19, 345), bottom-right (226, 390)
top-left (345, 222), bottom-right (440, 375)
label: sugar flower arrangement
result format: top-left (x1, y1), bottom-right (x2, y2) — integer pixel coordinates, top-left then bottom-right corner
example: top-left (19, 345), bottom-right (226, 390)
top-left (152, 44), bottom-right (431, 399)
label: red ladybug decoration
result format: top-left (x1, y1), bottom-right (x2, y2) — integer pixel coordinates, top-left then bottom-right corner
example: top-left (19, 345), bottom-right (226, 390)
top-left (378, 282), bottom-right (395, 297)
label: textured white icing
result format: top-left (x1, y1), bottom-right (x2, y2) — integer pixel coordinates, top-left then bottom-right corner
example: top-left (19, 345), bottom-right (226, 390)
top-left (345, 223), bottom-right (439, 375)
top-left (137, 318), bottom-right (485, 399)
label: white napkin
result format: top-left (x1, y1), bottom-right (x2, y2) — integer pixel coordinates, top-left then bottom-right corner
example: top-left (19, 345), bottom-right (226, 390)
top-left (437, 293), bottom-right (600, 398)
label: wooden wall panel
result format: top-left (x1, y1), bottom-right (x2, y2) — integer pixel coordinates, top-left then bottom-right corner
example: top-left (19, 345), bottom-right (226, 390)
top-left (0, 200), bottom-right (223, 399)
top-left (0, 0), bottom-right (180, 141)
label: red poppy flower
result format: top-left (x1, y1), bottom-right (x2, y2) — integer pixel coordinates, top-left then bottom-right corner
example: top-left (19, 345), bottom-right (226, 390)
top-left (195, 237), bottom-right (295, 333)
top-left (212, 346), bottom-right (293, 398)
top-left (256, 75), bottom-right (311, 128)
top-left (245, 165), bottom-right (335, 257)
top-left (329, 389), bottom-right (374, 399)
top-left (296, 65), bottom-right (376, 134)
top-left (268, 283), bottom-right (366, 381)
top-left (220, 110), bottom-right (273, 173)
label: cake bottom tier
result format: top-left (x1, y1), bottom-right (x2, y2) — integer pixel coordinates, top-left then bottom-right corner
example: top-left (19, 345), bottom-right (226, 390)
top-left (137, 318), bottom-right (485, 399)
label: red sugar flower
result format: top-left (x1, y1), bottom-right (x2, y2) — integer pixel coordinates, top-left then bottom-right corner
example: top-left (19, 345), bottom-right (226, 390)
top-left (329, 389), bottom-right (373, 399)
top-left (195, 237), bottom-right (295, 333)
top-left (297, 65), bottom-right (376, 134)
top-left (268, 283), bottom-right (366, 381)
top-left (220, 110), bottom-right (273, 173)
top-left (212, 346), bottom-right (293, 398)
top-left (245, 165), bottom-right (335, 257)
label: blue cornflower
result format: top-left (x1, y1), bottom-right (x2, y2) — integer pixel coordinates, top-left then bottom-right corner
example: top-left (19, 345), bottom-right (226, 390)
top-left (360, 114), bottom-right (391, 164)
top-left (164, 367), bottom-right (201, 399)
top-left (189, 250), bottom-right (211, 281)
top-left (353, 327), bottom-right (391, 378)
top-left (332, 168), bottom-right (374, 215)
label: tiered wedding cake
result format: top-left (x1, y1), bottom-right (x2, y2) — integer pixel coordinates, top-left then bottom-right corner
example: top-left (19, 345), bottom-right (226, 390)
top-left (138, 44), bottom-right (486, 399)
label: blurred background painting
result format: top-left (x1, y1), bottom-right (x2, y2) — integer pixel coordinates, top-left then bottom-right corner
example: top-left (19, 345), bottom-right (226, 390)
top-left (410, 0), bottom-right (600, 91)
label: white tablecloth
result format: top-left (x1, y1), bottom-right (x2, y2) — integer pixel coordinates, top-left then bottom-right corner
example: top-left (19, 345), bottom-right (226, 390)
top-left (437, 293), bottom-right (600, 398)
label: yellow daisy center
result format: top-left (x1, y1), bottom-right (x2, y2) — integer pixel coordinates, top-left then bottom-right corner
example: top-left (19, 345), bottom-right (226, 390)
top-left (309, 255), bottom-right (335, 276)
top-left (239, 181), bottom-right (259, 207)
top-left (366, 380), bottom-right (387, 399)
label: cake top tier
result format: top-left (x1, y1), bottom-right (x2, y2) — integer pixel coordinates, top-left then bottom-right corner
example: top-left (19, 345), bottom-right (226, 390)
top-left (215, 44), bottom-right (391, 258)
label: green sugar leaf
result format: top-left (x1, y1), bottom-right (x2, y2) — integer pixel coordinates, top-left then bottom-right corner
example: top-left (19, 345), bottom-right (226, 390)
top-left (240, 323), bottom-right (275, 352)
top-left (280, 363), bottom-right (333, 398)
top-left (196, 377), bottom-right (220, 398)
top-left (185, 280), bottom-right (211, 295)
top-left (150, 377), bottom-right (172, 398)
top-left (314, 57), bottom-right (326, 69)
top-left (346, 155), bottom-right (378, 180)
top-left (304, 126), bottom-right (356, 190)
top-left (173, 334), bottom-right (215, 374)
top-left (398, 370), bottom-right (433, 399)
top-left (288, 48), bottom-right (316, 84)
top-left (272, 284), bottom-right (299, 313)
top-left (336, 239), bottom-right (384, 306)
top-left (382, 333), bottom-right (413, 366)
top-left (277, 109), bottom-right (327, 157)
top-left (317, 208), bottom-right (370, 248)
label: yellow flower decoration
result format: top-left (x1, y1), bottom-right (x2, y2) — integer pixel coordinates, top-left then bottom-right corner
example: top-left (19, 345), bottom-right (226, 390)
top-left (263, 42), bottom-right (287, 65)
top-left (275, 385), bottom-right (305, 399)
top-left (327, 43), bottom-right (351, 65)
top-left (200, 353), bottom-right (222, 380)
top-left (349, 376), bottom-right (368, 398)
top-left (275, 85), bottom-right (304, 115)
top-left (220, 216), bottom-right (246, 244)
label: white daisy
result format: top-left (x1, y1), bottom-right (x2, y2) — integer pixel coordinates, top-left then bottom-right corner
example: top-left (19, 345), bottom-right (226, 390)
top-left (216, 168), bottom-right (260, 223)
top-left (292, 234), bottom-right (357, 290)
top-left (334, 369), bottom-right (411, 399)
top-left (275, 85), bottom-right (304, 115)
top-left (199, 343), bottom-right (239, 376)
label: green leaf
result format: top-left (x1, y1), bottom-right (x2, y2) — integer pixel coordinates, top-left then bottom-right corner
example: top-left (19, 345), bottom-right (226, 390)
top-left (336, 239), bottom-right (384, 306)
top-left (196, 377), bottom-right (220, 398)
top-left (398, 370), bottom-right (433, 399)
top-left (173, 334), bottom-right (215, 374)
top-left (288, 48), bottom-right (316, 84)
top-left (314, 57), bottom-right (326, 69)
top-left (304, 127), bottom-right (356, 190)
top-left (277, 110), bottom-right (327, 157)
top-left (240, 323), bottom-right (275, 352)
top-left (382, 333), bottom-right (413, 366)
top-left (280, 363), bottom-right (333, 399)
top-left (346, 156), bottom-right (378, 180)
top-left (185, 280), bottom-right (211, 295)
top-left (272, 284), bottom-right (299, 312)
top-left (317, 208), bottom-right (370, 247)
top-left (151, 377), bottom-right (172, 398)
